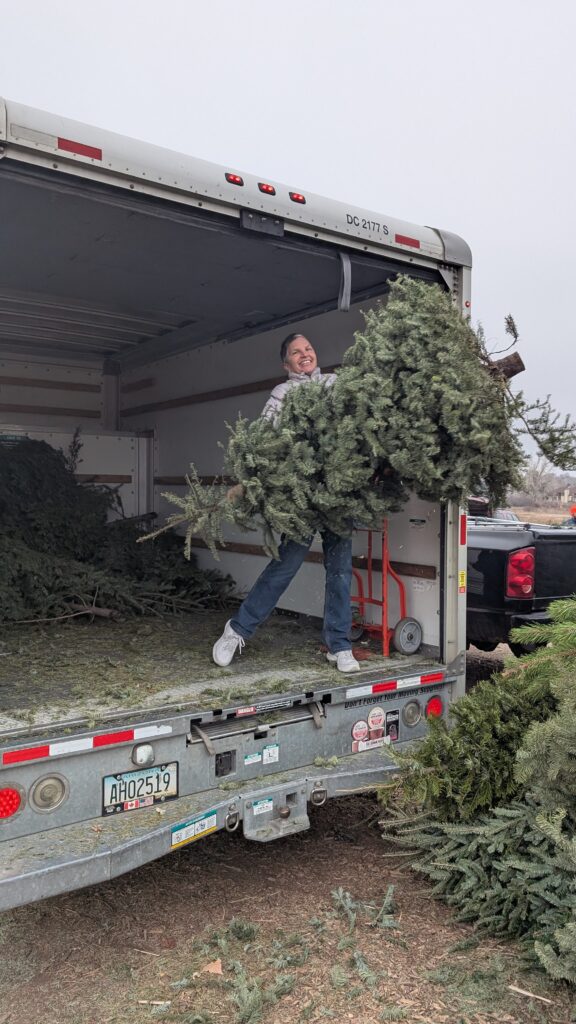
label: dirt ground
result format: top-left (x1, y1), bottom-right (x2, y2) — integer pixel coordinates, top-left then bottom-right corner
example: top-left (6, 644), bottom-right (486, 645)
top-left (1, 648), bottom-right (573, 1024)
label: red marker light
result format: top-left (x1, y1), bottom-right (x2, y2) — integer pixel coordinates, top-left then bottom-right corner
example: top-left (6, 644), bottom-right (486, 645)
top-left (258, 182), bottom-right (276, 195)
top-left (0, 787), bottom-right (22, 818)
top-left (289, 192), bottom-right (306, 204)
top-left (225, 173), bottom-right (244, 186)
top-left (426, 696), bottom-right (443, 718)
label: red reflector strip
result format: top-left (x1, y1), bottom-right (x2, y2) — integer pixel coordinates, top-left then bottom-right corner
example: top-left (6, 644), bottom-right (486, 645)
top-left (1, 726), bottom-right (163, 764)
top-left (460, 514), bottom-right (467, 546)
top-left (395, 233), bottom-right (420, 249)
top-left (57, 137), bottom-right (102, 161)
top-left (372, 681), bottom-right (398, 693)
top-left (3, 744), bottom-right (50, 765)
top-left (420, 672), bottom-right (444, 685)
top-left (93, 729), bottom-right (135, 747)
top-left (346, 672), bottom-right (446, 700)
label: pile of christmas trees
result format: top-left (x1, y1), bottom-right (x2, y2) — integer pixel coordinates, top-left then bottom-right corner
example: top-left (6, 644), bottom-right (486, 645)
top-left (0, 436), bottom-right (234, 624)
top-left (384, 599), bottom-right (576, 982)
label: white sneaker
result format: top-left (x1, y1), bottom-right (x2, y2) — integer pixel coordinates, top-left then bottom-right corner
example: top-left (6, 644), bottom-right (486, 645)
top-left (212, 620), bottom-right (245, 667)
top-left (326, 650), bottom-right (360, 673)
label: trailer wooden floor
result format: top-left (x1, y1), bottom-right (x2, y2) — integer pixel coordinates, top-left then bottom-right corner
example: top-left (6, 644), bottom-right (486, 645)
top-left (0, 610), bottom-right (440, 733)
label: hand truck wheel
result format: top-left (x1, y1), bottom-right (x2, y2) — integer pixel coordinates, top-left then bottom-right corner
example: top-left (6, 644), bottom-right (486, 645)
top-left (393, 617), bottom-right (422, 655)
top-left (349, 621), bottom-right (366, 642)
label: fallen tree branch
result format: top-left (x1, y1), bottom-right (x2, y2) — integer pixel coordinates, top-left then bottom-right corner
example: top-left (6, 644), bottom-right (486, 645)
top-left (11, 606), bottom-right (119, 626)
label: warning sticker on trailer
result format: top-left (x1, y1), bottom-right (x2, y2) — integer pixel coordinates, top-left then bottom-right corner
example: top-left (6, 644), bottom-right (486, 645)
top-left (351, 707), bottom-right (391, 752)
top-left (355, 736), bottom-right (391, 752)
top-left (459, 570), bottom-right (467, 593)
top-left (244, 752), bottom-right (262, 766)
top-left (263, 743), bottom-right (279, 764)
top-left (171, 809), bottom-right (217, 849)
top-left (236, 698), bottom-right (294, 717)
top-left (385, 709), bottom-right (400, 742)
top-left (252, 797), bottom-right (274, 816)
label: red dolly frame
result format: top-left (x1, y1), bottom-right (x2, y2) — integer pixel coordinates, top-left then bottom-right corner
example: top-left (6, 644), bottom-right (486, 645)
top-left (351, 519), bottom-right (410, 657)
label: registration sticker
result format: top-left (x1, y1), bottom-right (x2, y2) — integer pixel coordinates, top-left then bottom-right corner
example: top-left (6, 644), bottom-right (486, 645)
top-left (102, 762), bottom-right (178, 815)
top-left (171, 809), bottom-right (218, 848)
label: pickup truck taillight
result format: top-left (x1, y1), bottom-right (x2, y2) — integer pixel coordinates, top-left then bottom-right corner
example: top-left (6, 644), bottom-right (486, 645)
top-left (506, 546), bottom-right (535, 598)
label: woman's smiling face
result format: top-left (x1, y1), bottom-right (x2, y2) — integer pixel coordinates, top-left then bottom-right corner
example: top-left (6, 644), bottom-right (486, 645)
top-left (283, 336), bottom-right (318, 375)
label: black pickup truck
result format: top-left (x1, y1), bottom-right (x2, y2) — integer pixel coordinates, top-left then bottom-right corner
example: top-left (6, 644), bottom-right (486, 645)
top-left (466, 519), bottom-right (576, 655)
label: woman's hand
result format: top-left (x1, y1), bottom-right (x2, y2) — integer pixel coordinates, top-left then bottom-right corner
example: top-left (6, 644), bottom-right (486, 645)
top-left (226, 482), bottom-right (244, 503)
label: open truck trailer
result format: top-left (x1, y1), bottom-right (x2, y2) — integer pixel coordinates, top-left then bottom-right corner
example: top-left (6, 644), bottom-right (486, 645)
top-left (0, 100), bottom-right (471, 910)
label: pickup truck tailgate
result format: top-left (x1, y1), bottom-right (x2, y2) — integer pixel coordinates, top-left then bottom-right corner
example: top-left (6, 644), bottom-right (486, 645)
top-left (535, 533), bottom-right (576, 599)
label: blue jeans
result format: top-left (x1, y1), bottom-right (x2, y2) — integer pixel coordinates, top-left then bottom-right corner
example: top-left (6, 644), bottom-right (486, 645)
top-left (231, 530), bottom-right (353, 653)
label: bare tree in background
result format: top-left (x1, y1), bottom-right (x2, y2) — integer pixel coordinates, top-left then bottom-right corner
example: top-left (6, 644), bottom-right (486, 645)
top-left (510, 456), bottom-right (566, 507)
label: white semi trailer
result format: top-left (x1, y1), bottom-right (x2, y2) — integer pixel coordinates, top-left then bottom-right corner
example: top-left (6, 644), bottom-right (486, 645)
top-left (0, 100), bottom-right (471, 910)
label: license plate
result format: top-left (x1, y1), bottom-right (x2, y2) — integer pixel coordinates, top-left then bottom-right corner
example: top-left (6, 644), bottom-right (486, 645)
top-left (102, 762), bottom-right (178, 815)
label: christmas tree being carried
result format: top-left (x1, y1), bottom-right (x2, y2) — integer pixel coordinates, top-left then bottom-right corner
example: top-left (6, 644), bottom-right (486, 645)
top-left (152, 276), bottom-right (534, 560)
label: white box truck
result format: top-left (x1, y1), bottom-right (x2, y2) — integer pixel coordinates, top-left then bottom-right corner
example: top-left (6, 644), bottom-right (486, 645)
top-left (0, 100), bottom-right (471, 910)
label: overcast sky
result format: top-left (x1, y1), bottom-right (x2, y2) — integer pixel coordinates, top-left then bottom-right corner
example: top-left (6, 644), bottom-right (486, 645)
top-left (2, 0), bottom-right (574, 434)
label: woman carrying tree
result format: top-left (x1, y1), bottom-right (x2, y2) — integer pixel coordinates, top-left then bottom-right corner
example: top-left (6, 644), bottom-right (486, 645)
top-left (212, 333), bottom-right (360, 674)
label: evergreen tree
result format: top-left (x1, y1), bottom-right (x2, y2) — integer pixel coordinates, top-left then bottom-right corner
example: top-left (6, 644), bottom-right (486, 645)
top-left (154, 276), bottom-right (576, 557)
top-left (513, 598), bottom-right (576, 815)
top-left (384, 660), bottom-right (555, 822)
top-left (385, 598), bottom-right (576, 982)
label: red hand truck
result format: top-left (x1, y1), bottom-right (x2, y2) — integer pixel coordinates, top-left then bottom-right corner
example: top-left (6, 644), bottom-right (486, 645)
top-left (350, 519), bottom-right (422, 657)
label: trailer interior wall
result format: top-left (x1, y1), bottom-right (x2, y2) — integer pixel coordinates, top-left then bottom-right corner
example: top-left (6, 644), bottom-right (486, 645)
top-left (0, 352), bottom-right (103, 428)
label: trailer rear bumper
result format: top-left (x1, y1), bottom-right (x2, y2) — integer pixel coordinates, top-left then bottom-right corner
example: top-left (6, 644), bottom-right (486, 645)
top-left (0, 751), bottom-right (395, 911)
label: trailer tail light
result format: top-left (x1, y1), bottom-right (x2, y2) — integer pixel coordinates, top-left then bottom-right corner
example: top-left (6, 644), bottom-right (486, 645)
top-left (225, 173), bottom-right (244, 186)
top-left (258, 182), bottom-right (276, 195)
top-left (425, 696), bottom-right (443, 718)
top-left (506, 547), bottom-right (535, 598)
top-left (0, 786), bottom-right (23, 818)
top-left (289, 191), bottom-right (306, 204)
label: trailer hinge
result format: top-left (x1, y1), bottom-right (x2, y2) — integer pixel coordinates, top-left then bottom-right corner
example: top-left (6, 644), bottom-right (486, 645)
top-left (308, 701), bottom-right (325, 729)
top-left (189, 722), bottom-right (216, 756)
